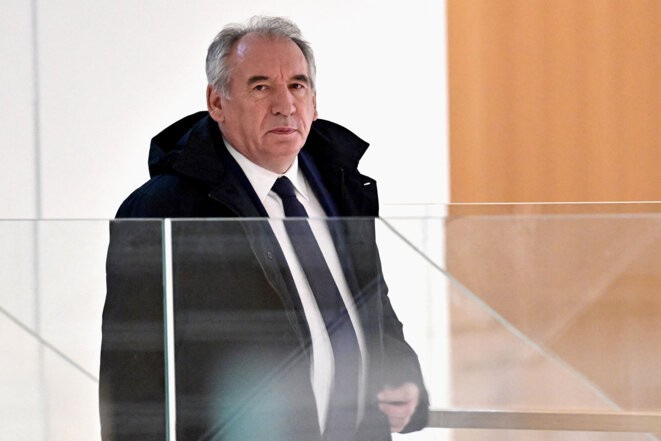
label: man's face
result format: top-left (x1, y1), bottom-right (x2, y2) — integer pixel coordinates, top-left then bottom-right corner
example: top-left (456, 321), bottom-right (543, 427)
top-left (207, 33), bottom-right (318, 173)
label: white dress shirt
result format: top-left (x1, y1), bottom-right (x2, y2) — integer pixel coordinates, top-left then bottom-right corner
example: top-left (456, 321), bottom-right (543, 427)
top-left (224, 140), bottom-right (366, 432)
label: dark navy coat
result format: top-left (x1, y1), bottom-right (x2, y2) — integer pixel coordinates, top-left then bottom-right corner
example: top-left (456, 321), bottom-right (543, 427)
top-left (100, 112), bottom-right (428, 441)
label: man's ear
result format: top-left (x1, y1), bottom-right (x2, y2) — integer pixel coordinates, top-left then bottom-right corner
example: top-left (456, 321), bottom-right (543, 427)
top-left (313, 91), bottom-right (318, 121)
top-left (207, 85), bottom-right (225, 123)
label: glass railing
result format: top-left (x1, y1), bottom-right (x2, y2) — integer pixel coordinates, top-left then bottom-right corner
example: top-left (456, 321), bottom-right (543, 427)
top-left (3, 205), bottom-right (661, 440)
top-left (1, 220), bottom-right (109, 440)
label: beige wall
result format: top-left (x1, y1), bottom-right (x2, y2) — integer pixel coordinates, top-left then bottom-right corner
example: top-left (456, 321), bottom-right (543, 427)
top-left (448, 0), bottom-right (661, 203)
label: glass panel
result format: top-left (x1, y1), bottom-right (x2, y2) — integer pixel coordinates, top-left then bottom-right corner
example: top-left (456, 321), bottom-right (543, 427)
top-left (0, 221), bottom-right (94, 439)
top-left (3, 208), bottom-right (661, 440)
top-left (435, 204), bottom-right (661, 416)
top-left (100, 219), bottom-right (167, 441)
top-left (165, 212), bottom-right (661, 439)
top-left (167, 217), bottom-right (437, 440)
top-left (0, 219), bottom-right (165, 441)
top-left (379, 207), bottom-right (661, 439)
top-left (378, 215), bottom-right (619, 415)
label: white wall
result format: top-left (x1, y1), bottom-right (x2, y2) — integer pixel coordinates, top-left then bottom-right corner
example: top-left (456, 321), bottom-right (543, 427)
top-left (2, 0), bottom-right (448, 219)
top-left (1, 1), bottom-right (448, 440)
top-left (1, 0), bottom-right (37, 219)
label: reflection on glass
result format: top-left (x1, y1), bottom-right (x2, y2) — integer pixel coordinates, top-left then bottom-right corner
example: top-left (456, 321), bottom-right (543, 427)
top-left (163, 218), bottom-right (429, 440)
top-left (2, 208), bottom-right (661, 440)
top-left (440, 206), bottom-right (661, 415)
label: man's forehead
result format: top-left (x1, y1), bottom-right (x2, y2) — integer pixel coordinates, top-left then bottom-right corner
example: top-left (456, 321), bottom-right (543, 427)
top-left (230, 33), bottom-right (308, 71)
top-left (234, 33), bottom-right (269, 58)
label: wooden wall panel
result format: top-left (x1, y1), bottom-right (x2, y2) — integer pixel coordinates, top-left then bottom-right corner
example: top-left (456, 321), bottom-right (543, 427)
top-left (448, 0), bottom-right (661, 202)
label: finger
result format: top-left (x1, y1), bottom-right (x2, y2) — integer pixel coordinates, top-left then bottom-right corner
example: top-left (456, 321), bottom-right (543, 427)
top-left (384, 414), bottom-right (410, 433)
top-left (378, 401), bottom-right (415, 433)
top-left (377, 382), bottom-right (419, 403)
top-left (378, 401), bottom-right (417, 419)
top-left (381, 411), bottom-right (409, 432)
top-left (392, 422), bottom-right (407, 431)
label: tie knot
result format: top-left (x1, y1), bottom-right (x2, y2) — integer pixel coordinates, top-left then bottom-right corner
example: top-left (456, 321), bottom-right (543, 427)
top-left (272, 176), bottom-right (297, 199)
top-left (272, 176), bottom-right (308, 217)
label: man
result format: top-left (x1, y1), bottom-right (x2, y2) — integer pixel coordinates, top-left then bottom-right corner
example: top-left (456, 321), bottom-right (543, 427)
top-left (100, 16), bottom-right (428, 441)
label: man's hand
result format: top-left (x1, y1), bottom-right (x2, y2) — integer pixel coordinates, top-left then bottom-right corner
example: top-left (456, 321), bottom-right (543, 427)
top-left (376, 382), bottom-right (420, 433)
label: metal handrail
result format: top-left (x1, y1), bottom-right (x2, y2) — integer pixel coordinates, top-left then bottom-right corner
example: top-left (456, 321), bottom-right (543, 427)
top-left (428, 409), bottom-right (661, 432)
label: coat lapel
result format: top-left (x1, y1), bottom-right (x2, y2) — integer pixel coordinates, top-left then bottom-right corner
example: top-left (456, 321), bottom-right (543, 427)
top-left (206, 145), bottom-right (311, 348)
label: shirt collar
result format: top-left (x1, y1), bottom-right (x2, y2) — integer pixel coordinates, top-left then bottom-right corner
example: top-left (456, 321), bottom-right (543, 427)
top-left (223, 138), bottom-right (310, 203)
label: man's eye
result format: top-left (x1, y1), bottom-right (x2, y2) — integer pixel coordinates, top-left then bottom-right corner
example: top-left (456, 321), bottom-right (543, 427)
top-left (254, 85), bottom-right (267, 91)
top-left (291, 83), bottom-right (305, 90)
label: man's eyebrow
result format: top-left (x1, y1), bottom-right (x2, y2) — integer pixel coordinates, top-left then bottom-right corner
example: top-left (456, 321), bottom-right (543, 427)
top-left (292, 75), bottom-right (310, 84)
top-left (246, 74), bottom-right (310, 85)
top-left (247, 75), bottom-right (270, 85)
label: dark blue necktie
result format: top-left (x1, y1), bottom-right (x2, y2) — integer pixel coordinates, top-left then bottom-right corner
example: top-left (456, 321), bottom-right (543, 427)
top-left (271, 176), bottom-right (360, 440)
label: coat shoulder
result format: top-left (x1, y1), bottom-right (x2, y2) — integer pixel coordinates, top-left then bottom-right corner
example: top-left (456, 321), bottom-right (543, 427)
top-left (116, 173), bottom-right (208, 218)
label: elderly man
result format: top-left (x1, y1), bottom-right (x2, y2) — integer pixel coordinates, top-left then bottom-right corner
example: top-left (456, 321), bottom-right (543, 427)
top-left (100, 16), bottom-right (428, 441)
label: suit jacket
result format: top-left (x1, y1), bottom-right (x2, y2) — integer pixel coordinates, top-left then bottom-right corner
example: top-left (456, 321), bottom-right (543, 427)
top-left (99, 112), bottom-right (428, 441)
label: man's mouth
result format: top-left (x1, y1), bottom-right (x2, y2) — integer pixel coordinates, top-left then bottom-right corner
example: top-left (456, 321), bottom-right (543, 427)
top-left (269, 127), bottom-right (297, 135)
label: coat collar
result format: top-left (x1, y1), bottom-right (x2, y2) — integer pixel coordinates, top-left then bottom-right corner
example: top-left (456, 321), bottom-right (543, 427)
top-left (152, 112), bottom-right (376, 217)
top-left (162, 113), bottom-right (369, 186)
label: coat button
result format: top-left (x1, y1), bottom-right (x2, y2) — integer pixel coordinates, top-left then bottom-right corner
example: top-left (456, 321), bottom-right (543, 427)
top-left (266, 251), bottom-right (273, 259)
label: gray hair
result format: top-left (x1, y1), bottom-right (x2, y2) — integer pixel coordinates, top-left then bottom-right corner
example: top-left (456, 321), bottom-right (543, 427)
top-left (206, 16), bottom-right (316, 97)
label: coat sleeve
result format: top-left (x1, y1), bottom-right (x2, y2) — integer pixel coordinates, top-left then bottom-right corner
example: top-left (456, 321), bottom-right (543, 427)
top-left (99, 219), bottom-right (167, 441)
top-left (346, 216), bottom-right (430, 434)
top-left (379, 291), bottom-right (430, 433)
top-left (368, 218), bottom-right (430, 432)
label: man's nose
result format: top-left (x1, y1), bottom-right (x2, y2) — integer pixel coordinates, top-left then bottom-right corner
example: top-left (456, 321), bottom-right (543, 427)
top-left (270, 86), bottom-right (296, 116)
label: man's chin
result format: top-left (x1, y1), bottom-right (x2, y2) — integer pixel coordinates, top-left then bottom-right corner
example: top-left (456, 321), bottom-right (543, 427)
top-left (265, 138), bottom-right (305, 155)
